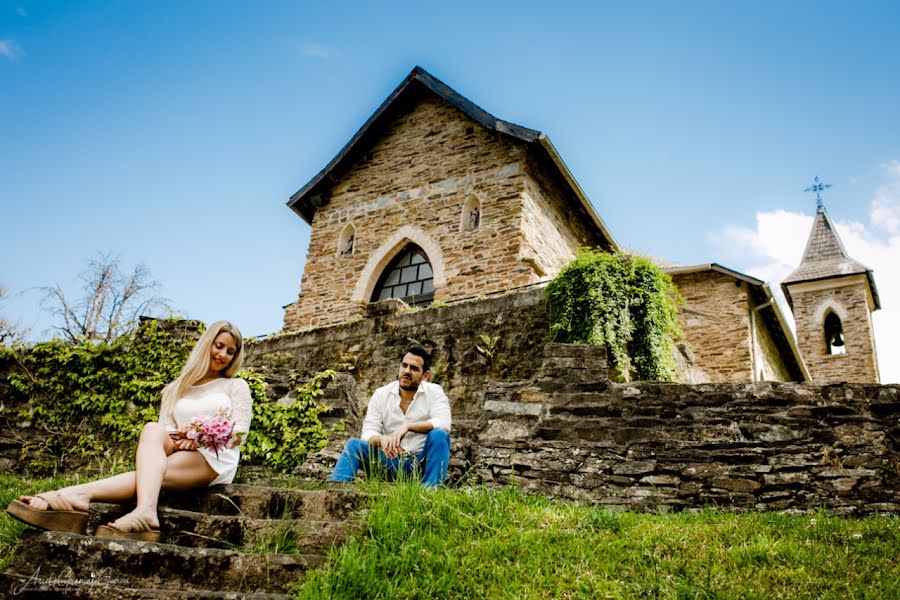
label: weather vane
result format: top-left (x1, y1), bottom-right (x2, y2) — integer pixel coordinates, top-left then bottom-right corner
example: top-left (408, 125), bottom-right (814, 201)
top-left (804, 175), bottom-right (832, 212)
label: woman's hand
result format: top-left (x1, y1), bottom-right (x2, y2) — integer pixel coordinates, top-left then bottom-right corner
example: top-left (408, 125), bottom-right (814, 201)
top-left (171, 428), bottom-right (198, 451)
top-left (173, 438), bottom-right (198, 451)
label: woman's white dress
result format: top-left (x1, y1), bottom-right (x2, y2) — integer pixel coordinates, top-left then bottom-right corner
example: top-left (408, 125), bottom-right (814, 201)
top-left (162, 378), bottom-right (253, 486)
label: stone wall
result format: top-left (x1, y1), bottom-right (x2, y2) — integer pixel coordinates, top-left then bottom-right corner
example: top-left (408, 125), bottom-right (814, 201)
top-left (518, 153), bottom-right (610, 280)
top-left (258, 290), bottom-right (899, 514)
top-left (257, 288), bottom-right (552, 417)
top-left (672, 271), bottom-right (755, 383)
top-left (790, 281), bottom-right (880, 383)
top-left (296, 342), bottom-right (900, 515)
top-left (284, 96), bottom-right (544, 330)
top-left (753, 301), bottom-right (794, 382)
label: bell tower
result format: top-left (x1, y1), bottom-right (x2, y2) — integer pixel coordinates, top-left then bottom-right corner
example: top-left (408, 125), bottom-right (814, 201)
top-left (781, 178), bottom-right (881, 383)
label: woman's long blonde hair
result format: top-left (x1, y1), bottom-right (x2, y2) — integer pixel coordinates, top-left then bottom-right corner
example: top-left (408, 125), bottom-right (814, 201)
top-left (158, 320), bottom-right (244, 425)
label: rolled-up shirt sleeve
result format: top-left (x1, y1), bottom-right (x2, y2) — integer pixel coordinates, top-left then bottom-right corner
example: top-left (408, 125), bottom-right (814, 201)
top-left (427, 386), bottom-right (452, 433)
top-left (360, 390), bottom-right (386, 443)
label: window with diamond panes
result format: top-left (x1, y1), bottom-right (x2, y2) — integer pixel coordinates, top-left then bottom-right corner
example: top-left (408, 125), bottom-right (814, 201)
top-left (371, 244), bottom-right (435, 306)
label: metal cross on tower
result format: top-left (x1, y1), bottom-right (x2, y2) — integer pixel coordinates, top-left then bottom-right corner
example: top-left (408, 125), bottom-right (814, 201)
top-left (804, 175), bottom-right (832, 212)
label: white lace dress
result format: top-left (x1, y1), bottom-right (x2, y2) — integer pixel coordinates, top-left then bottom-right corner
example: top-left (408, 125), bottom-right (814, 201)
top-left (162, 378), bottom-right (253, 486)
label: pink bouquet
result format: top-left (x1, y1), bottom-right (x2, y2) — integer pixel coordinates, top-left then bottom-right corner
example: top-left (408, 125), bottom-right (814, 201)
top-left (183, 411), bottom-right (243, 458)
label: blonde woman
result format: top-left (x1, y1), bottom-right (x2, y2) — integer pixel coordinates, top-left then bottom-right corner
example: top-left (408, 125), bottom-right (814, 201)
top-left (6, 321), bottom-right (253, 542)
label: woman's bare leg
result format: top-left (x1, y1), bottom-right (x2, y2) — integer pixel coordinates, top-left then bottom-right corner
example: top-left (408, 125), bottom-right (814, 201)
top-left (18, 421), bottom-right (218, 531)
top-left (105, 451), bottom-right (217, 530)
top-left (19, 422), bottom-right (175, 512)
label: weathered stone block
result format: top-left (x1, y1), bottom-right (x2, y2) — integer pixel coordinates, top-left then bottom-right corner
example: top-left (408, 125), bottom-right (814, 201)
top-left (763, 472), bottom-right (810, 486)
top-left (483, 400), bottom-right (543, 416)
top-left (640, 475), bottom-right (680, 486)
top-left (712, 477), bottom-right (762, 493)
top-left (612, 461), bottom-right (656, 475)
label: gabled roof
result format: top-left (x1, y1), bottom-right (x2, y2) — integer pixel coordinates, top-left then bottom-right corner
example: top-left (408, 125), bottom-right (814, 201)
top-left (286, 66), bottom-right (617, 251)
top-left (781, 208), bottom-right (880, 309)
top-left (665, 263), bottom-right (809, 382)
top-left (665, 263), bottom-right (764, 287)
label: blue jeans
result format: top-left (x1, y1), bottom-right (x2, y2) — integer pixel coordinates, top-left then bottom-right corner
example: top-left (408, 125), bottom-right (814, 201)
top-left (328, 429), bottom-right (451, 488)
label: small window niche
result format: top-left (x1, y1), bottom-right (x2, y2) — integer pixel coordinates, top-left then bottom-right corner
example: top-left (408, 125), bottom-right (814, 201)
top-left (460, 195), bottom-right (481, 233)
top-left (338, 223), bottom-right (356, 258)
top-left (824, 311), bottom-right (847, 355)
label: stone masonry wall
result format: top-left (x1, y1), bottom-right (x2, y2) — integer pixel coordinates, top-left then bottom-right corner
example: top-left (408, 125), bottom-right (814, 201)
top-left (670, 271), bottom-right (754, 383)
top-left (518, 153), bottom-right (610, 280)
top-left (284, 96), bottom-right (545, 330)
top-left (297, 341), bottom-right (900, 515)
top-left (258, 288), bottom-right (552, 420)
top-left (753, 303), bottom-right (794, 382)
top-left (791, 283), bottom-right (880, 383)
top-left (465, 345), bottom-right (899, 514)
top-left (262, 288), bottom-right (897, 515)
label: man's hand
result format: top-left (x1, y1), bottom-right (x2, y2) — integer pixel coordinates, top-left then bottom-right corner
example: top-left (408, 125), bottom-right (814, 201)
top-left (379, 425), bottom-right (409, 459)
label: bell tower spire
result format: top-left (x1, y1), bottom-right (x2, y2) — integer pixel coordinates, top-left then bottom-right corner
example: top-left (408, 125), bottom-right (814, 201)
top-left (781, 179), bottom-right (880, 383)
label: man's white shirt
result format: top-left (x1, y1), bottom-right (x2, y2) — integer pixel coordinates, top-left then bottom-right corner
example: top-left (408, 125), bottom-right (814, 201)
top-left (360, 380), bottom-right (452, 455)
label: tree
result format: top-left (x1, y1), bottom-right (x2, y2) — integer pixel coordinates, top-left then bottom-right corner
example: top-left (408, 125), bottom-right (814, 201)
top-left (41, 253), bottom-right (172, 343)
top-left (0, 284), bottom-right (25, 344)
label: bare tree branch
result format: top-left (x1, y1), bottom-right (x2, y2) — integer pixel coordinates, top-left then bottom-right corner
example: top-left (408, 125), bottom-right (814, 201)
top-left (0, 284), bottom-right (28, 345)
top-left (40, 253), bottom-right (173, 342)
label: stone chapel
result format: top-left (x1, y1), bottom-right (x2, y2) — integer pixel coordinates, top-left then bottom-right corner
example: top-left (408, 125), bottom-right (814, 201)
top-left (281, 66), bottom-right (880, 385)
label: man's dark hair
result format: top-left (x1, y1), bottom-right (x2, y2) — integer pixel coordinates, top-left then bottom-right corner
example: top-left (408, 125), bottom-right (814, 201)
top-left (403, 344), bottom-right (431, 373)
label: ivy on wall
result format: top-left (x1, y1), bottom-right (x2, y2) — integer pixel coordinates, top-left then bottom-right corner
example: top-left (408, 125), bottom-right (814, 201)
top-left (242, 369), bottom-right (335, 474)
top-left (546, 250), bottom-right (683, 381)
top-left (0, 319), bottom-right (330, 475)
top-left (1, 319), bottom-right (201, 473)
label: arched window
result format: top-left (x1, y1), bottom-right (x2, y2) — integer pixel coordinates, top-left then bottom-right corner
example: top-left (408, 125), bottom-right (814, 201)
top-left (370, 244), bottom-right (435, 306)
top-left (824, 311), bottom-right (846, 355)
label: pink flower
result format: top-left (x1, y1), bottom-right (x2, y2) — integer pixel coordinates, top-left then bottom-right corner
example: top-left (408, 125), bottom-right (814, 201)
top-left (184, 410), bottom-right (242, 458)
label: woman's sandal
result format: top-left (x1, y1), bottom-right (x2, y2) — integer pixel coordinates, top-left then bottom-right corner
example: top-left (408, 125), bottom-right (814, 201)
top-left (6, 491), bottom-right (89, 534)
top-left (95, 513), bottom-right (160, 542)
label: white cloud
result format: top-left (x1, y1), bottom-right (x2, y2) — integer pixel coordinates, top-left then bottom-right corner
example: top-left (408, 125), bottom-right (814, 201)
top-left (712, 165), bottom-right (900, 383)
top-left (302, 43), bottom-right (330, 59)
top-left (871, 160), bottom-right (900, 234)
top-left (0, 39), bottom-right (23, 60)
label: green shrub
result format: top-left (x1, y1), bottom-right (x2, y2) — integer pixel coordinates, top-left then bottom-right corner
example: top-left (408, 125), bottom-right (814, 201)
top-left (546, 250), bottom-right (682, 381)
top-left (1, 319), bottom-right (328, 475)
top-left (242, 369), bottom-right (334, 473)
top-left (3, 319), bottom-right (200, 473)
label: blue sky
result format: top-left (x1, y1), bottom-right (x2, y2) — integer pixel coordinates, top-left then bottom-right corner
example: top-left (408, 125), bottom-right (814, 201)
top-left (2, 2), bottom-right (899, 379)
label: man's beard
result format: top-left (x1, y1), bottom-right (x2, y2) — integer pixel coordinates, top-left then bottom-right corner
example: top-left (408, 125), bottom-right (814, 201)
top-left (399, 378), bottom-right (420, 391)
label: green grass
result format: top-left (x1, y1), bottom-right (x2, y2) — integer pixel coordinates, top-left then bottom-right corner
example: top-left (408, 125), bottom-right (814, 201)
top-left (293, 482), bottom-right (900, 599)
top-left (0, 472), bottom-right (89, 571)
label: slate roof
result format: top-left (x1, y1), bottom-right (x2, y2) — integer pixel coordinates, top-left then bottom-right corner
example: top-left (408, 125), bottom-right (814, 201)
top-left (286, 66), bottom-right (617, 251)
top-left (781, 208), bottom-right (880, 309)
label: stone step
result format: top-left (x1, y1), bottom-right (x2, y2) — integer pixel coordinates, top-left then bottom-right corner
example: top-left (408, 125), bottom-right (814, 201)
top-left (88, 503), bottom-right (358, 552)
top-left (157, 484), bottom-right (368, 520)
top-left (4, 531), bottom-right (326, 594)
top-left (1, 572), bottom-right (289, 599)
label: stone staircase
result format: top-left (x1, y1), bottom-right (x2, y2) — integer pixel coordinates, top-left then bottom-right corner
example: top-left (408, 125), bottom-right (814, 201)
top-left (2, 483), bottom-right (367, 599)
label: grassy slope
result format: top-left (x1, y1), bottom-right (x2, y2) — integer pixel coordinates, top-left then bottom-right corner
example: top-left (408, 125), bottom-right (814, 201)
top-left (295, 483), bottom-right (900, 600)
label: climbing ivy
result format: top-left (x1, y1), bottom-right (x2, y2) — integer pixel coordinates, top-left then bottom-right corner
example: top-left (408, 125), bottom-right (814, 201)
top-left (242, 369), bottom-right (335, 473)
top-left (0, 319), bottom-right (331, 475)
top-left (1, 319), bottom-right (202, 473)
top-left (546, 250), bottom-right (683, 381)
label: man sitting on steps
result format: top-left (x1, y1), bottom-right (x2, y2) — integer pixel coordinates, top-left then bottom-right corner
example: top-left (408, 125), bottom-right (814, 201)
top-left (329, 344), bottom-right (452, 487)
